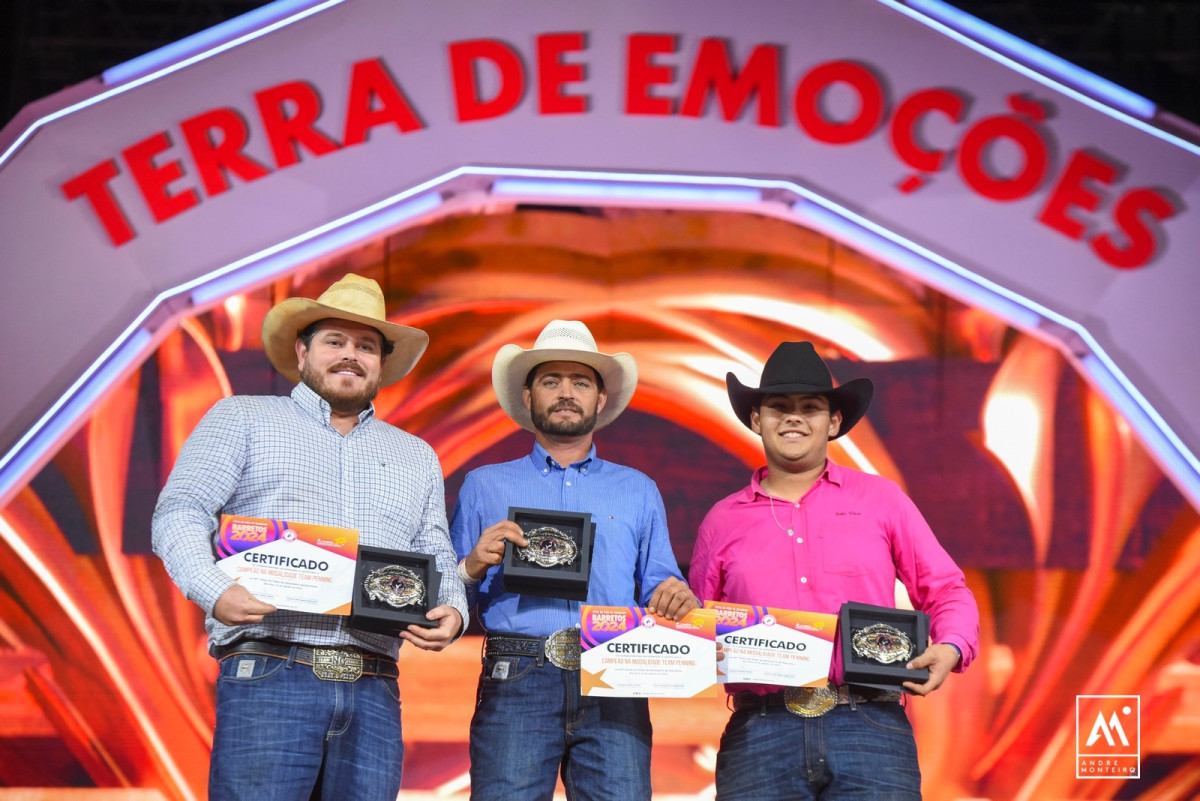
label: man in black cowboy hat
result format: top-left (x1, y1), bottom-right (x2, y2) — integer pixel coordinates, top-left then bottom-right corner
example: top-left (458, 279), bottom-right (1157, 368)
top-left (152, 273), bottom-right (468, 800)
top-left (690, 341), bottom-right (978, 800)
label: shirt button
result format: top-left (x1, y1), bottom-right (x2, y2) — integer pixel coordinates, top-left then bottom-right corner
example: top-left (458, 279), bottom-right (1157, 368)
top-left (800, 576), bottom-right (808, 583)
top-left (566, 481), bottom-right (572, 486)
top-left (797, 538), bottom-right (804, 543)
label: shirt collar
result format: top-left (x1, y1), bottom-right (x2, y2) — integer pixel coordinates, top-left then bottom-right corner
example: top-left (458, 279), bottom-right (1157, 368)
top-left (740, 460), bottom-right (842, 502)
top-left (529, 439), bottom-right (597, 472)
top-left (291, 381), bottom-right (377, 427)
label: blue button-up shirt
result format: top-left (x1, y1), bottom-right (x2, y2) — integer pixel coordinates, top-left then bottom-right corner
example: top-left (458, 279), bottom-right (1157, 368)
top-left (449, 441), bottom-right (685, 636)
top-left (152, 382), bottom-right (468, 659)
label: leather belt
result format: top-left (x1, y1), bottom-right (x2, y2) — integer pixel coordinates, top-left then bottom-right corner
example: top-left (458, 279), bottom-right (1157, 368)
top-left (485, 628), bottom-right (581, 671)
top-left (215, 639), bottom-right (398, 682)
top-left (733, 683), bottom-right (903, 718)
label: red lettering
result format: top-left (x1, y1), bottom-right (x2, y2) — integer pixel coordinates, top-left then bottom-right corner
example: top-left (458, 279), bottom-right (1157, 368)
top-left (681, 39), bottom-right (780, 126)
top-left (625, 34), bottom-right (677, 116)
top-left (957, 114), bottom-right (1048, 201)
top-left (537, 33), bottom-right (588, 115)
top-left (343, 57), bottom-right (425, 145)
top-left (1091, 188), bottom-right (1177, 269)
top-left (180, 108), bottom-right (271, 197)
top-left (254, 80), bottom-right (340, 168)
top-left (60, 159), bottom-right (136, 246)
top-left (448, 39), bottom-right (525, 122)
top-left (794, 61), bottom-right (885, 145)
top-left (1037, 149), bottom-right (1118, 241)
top-left (121, 131), bottom-right (200, 223)
top-left (890, 88), bottom-right (965, 173)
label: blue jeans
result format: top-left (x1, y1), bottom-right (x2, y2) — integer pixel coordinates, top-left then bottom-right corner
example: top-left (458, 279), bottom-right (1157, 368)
top-left (468, 652), bottom-right (652, 801)
top-left (716, 701), bottom-right (921, 800)
top-left (210, 649), bottom-right (403, 800)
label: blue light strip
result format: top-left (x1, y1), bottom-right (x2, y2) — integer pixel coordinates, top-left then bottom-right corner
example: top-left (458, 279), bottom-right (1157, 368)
top-left (191, 191), bottom-right (442, 306)
top-left (887, 1), bottom-right (1199, 157)
top-left (0, 0), bottom-right (344, 168)
top-left (0, 329), bottom-right (152, 505)
top-left (788, 199), bottom-right (1043, 332)
top-left (492, 177), bottom-right (762, 205)
top-left (778, 177), bottom-right (1200, 492)
top-left (903, 0), bottom-right (1155, 120)
top-left (103, 0), bottom-right (340, 86)
top-left (1079, 352), bottom-right (1200, 493)
top-left (2, 167), bottom-right (1198, 513)
top-left (0, 185), bottom-right (442, 492)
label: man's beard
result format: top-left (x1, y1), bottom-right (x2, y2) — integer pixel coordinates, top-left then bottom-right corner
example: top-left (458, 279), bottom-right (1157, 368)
top-left (301, 361), bottom-right (380, 414)
top-left (531, 400), bottom-right (598, 437)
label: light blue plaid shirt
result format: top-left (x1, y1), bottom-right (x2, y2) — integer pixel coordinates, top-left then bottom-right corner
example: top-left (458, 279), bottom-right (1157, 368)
top-left (450, 441), bottom-right (685, 636)
top-left (152, 382), bottom-right (468, 660)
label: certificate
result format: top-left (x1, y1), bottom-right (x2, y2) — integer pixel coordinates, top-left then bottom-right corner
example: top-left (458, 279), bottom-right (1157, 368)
top-left (215, 515), bottom-right (358, 615)
top-left (706, 601), bottom-right (836, 687)
top-left (580, 606), bottom-right (717, 698)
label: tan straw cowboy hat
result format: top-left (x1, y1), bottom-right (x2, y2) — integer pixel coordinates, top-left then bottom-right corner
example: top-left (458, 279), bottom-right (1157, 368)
top-left (492, 320), bottom-right (638, 432)
top-left (261, 273), bottom-right (429, 387)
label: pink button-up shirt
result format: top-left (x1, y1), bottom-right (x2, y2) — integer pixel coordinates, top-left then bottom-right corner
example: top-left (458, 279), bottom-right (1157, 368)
top-left (690, 462), bottom-right (979, 695)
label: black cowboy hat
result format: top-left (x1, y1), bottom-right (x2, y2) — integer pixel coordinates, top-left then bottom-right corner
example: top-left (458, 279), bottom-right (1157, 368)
top-left (726, 341), bottom-right (874, 439)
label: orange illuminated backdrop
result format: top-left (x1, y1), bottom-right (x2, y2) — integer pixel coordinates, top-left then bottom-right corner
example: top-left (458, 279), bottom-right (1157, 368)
top-left (1, 208), bottom-right (1197, 800)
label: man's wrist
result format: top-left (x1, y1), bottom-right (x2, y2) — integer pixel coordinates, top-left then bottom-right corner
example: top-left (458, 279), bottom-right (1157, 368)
top-left (940, 642), bottom-right (962, 663)
top-left (457, 559), bottom-right (480, 585)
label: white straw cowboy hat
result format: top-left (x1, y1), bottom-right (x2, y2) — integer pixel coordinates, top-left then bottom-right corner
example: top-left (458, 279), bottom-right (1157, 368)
top-left (261, 273), bottom-right (429, 387)
top-left (492, 320), bottom-right (638, 432)
top-left (727, 341), bottom-right (873, 439)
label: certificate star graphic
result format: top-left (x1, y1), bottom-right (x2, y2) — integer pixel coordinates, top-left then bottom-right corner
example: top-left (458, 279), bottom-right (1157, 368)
top-left (581, 667), bottom-right (614, 694)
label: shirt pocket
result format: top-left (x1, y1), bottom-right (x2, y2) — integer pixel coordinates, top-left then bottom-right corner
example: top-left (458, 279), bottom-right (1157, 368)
top-left (818, 514), bottom-right (886, 577)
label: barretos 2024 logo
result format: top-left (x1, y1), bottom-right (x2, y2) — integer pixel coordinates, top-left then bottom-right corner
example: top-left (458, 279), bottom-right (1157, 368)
top-left (1076, 695), bottom-right (1140, 779)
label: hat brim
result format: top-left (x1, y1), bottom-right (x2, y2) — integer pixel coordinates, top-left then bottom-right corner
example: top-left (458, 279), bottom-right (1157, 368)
top-left (261, 298), bottom-right (429, 387)
top-left (726, 374), bottom-right (873, 439)
top-left (492, 345), bottom-right (637, 432)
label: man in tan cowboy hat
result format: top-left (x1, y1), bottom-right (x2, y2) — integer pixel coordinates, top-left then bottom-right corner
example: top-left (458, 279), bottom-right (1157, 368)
top-left (152, 273), bottom-right (467, 800)
top-left (690, 341), bottom-right (979, 800)
top-left (449, 319), bottom-right (698, 801)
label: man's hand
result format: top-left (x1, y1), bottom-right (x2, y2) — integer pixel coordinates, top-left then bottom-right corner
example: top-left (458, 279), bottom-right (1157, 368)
top-left (902, 642), bottom-right (961, 696)
top-left (645, 577), bottom-right (700, 621)
top-left (400, 605), bottom-right (463, 651)
top-left (464, 521), bottom-right (528, 581)
top-left (212, 584), bottom-right (277, 626)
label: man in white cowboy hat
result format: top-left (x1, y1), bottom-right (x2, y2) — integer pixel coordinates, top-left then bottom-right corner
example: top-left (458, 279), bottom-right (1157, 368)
top-left (152, 272), bottom-right (468, 800)
top-left (449, 319), bottom-right (698, 801)
top-left (690, 341), bottom-right (978, 800)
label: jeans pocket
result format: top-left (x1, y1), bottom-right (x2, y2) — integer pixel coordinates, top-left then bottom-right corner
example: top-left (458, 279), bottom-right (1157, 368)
top-left (480, 654), bottom-right (536, 685)
top-left (379, 675), bottom-right (402, 703)
top-left (856, 701), bottom-right (913, 736)
top-left (217, 654), bottom-right (288, 683)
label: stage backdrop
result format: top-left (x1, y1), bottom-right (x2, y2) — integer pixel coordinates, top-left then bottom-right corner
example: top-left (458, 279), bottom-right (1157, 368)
top-left (1, 1), bottom-right (1199, 800)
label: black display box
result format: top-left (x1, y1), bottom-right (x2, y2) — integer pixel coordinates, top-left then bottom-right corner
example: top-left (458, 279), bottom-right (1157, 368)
top-left (349, 545), bottom-right (441, 633)
top-left (839, 601), bottom-right (929, 692)
top-left (502, 507), bottom-right (593, 601)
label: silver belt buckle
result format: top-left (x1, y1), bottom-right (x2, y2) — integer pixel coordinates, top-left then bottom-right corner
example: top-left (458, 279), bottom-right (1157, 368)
top-left (784, 684), bottom-right (838, 717)
top-left (544, 628), bottom-right (581, 671)
top-left (312, 647), bottom-right (363, 682)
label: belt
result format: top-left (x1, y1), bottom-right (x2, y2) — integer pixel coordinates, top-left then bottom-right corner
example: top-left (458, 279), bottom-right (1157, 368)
top-left (733, 683), bottom-right (903, 718)
top-left (215, 639), bottom-right (398, 682)
top-left (485, 628), bottom-right (581, 671)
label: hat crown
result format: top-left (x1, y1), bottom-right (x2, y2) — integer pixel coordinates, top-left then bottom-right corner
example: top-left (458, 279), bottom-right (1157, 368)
top-left (531, 320), bottom-right (601, 355)
top-left (314, 274), bottom-right (388, 324)
top-left (760, 341), bottom-right (834, 392)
